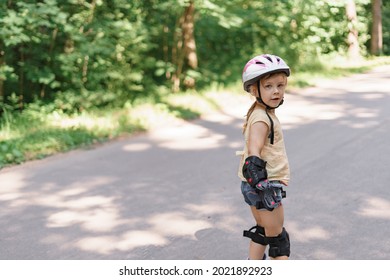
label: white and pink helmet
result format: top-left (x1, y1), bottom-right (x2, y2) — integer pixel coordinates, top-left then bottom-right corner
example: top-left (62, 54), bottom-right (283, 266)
top-left (242, 54), bottom-right (290, 92)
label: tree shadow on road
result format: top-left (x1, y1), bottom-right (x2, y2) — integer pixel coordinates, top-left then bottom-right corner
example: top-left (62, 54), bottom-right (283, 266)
top-left (282, 67), bottom-right (390, 259)
top-left (0, 67), bottom-right (389, 260)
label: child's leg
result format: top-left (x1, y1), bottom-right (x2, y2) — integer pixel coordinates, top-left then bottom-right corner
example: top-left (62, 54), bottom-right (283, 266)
top-left (260, 204), bottom-right (284, 236)
top-left (249, 240), bottom-right (267, 260)
top-left (258, 205), bottom-right (289, 260)
top-left (248, 206), bottom-right (267, 260)
top-left (251, 205), bottom-right (290, 260)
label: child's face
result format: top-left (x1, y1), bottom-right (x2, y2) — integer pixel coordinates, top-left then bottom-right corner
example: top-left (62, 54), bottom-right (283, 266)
top-left (257, 73), bottom-right (287, 107)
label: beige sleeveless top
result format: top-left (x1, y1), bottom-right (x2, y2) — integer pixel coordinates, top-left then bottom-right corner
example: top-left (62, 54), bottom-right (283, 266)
top-left (237, 104), bottom-right (290, 184)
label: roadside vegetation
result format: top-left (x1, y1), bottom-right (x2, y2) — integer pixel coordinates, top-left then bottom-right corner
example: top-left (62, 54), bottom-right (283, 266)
top-left (1, 55), bottom-right (389, 168)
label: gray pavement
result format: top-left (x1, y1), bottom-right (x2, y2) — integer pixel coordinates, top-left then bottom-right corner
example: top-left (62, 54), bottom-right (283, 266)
top-left (0, 65), bottom-right (389, 259)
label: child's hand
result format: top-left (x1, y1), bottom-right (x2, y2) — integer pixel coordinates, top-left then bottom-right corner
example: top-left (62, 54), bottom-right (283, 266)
top-left (256, 180), bottom-right (285, 190)
top-left (254, 179), bottom-right (270, 191)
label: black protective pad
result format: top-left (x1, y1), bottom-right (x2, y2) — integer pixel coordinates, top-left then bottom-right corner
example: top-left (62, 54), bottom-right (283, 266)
top-left (243, 225), bottom-right (268, 246)
top-left (256, 184), bottom-right (282, 211)
top-left (267, 228), bottom-right (290, 258)
top-left (242, 156), bottom-right (268, 187)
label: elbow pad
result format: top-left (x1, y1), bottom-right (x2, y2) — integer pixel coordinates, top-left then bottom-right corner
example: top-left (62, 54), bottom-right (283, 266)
top-left (242, 156), bottom-right (268, 187)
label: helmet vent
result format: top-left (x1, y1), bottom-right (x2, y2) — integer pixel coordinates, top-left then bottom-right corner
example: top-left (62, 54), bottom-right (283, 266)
top-left (264, 55), bottom-right (273, 62)
top-left (242, 54), bottom-right (290, 92)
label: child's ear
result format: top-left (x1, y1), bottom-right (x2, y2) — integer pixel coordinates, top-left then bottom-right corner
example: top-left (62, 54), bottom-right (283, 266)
top-left (249, 85), bottom-right (258, 97)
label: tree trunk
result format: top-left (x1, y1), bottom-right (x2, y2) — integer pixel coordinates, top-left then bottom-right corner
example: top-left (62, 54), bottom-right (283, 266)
top-left (163, 25), bottom-right (171, 79)
top-left (346, 0), bottom-right (361, 59)
top-left (182, 0), bottom-right (197, 89)
top-left (0, 44), bottom-right (4, 103)
top-left (19, 46), bottom-right (24, 111)
top-left (80, 0), bottom-right (96, 86)
top-left (40, 28), bottom-right (58, 99)
top-left (171, 13), bottom-right (185, 93)
top-left (172, 0), bottom-right (198, 92)
top-left (371, 0), bottom-right (383, 55)
top-left (183, 1), bottom-right (198, 70)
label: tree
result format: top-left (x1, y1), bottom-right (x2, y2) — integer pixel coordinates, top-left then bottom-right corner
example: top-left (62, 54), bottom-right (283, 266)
top-left (172, 0), bottom-right (198, 92)
top-left (346, 0), bottom-right (361, 58)
top-left (0, 0), bottom-right (153, 113)
top-left (1, 0), bottom-right (388, 115)
top-left (371, 0), bottom-right (383, 55)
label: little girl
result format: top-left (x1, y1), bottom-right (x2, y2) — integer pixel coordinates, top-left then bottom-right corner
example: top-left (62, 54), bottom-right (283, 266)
top-left (238, 54), bottom-right (291, 260)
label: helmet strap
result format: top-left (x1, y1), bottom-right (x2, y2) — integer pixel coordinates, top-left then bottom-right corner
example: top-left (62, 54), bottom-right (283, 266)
top-left (265, 109), bottom-right (275, 144)
top-left (255, 80), bottom-right (284, 145)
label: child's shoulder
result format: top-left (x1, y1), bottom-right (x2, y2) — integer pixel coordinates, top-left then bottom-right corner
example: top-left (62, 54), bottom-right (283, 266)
top-left (249, 106), bottom-right (269, 123)
top-left (251, 105), bottom-right (267, 117)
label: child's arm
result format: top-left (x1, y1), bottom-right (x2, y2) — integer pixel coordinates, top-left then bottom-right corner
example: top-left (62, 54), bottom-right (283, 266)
top-left (243, 121), bottom-right (284, 211)
top-left (247, 121), bottom-right (268, 157)
top-left (242, 121), bottom-right (269, 187)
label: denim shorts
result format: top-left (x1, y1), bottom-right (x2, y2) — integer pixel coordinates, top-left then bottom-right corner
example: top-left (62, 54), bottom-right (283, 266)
top-left (241, 181), bottom-right (284, 208)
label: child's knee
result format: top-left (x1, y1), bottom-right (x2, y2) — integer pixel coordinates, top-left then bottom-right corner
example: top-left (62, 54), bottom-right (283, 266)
top-left (267, 228), bottom-right (290, 258)
top-left (264, 225), bottom-right (284, 237)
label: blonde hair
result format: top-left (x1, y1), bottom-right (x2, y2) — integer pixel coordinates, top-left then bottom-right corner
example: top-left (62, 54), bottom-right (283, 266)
top-left (242, 100), bottom-right (257, 134)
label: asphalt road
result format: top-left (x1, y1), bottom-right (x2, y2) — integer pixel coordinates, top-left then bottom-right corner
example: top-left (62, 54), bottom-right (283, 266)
top-left (0, 65), bottom-right (389, 260)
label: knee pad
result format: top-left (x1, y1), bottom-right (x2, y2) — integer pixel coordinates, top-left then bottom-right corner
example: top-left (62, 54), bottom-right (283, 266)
top-left (267, 228), bottom-right (290, 258)
top-left (243, 225), bottom-right (267, 246)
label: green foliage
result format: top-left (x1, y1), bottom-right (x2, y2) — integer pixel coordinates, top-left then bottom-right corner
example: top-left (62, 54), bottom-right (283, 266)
top-left (0, 0), bottom-right (154, 113)
top-left (0, 103), bottom-right (147, 168)
top-left (383, 0), bottom-right (390, 54)
top-left (1, 0), bottom-right (388, 112)
top-left (0, 87), bottom-right (221, 168)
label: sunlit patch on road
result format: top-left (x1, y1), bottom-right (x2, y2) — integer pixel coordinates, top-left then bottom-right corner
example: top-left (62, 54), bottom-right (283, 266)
top-left (356, 197), bottom-right (390, 220)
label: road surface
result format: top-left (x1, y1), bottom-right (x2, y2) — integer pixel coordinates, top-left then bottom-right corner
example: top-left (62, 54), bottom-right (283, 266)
top-left (1, 65), bottom-right (389, 259)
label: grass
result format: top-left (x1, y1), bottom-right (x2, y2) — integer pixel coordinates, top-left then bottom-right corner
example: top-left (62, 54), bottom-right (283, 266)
top-left (0, 92), bottom-right (219, 169)
top-left (288, 55), bottom-right (390, 88)
top-left (1, 55), bottom-right (389, 169)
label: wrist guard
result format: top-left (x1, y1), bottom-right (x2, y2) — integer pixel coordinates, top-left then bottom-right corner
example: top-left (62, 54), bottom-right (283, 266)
top-left (242, 156), bottom-right (268, 187)
top-left (256, 183), bottom-right (283, 211)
